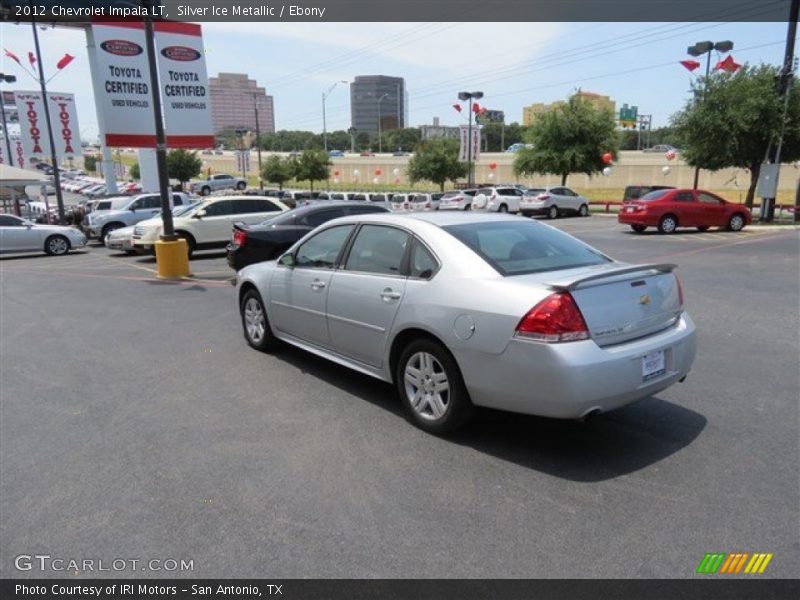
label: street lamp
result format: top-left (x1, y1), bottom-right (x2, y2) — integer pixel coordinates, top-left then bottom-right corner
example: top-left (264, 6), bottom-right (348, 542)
top-left (687, 40), bottom-right (733, 189)
top-left (253, 93), bottom-right (263, 190)
top-left (458, 91), bottom-right (483, 186)
top-left (377, 93), bottom-right (390, 154)
top-left (0, 73), bottom-right (17, 167)
top-left (322, 80), bottom-right (347, 153)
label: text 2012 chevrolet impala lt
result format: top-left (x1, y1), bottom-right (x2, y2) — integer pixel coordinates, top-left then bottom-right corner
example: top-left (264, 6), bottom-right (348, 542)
top-left (236, 213), bottom-right (696, 434)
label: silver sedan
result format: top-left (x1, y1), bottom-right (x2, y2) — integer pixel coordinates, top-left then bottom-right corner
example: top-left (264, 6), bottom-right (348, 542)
top-left (104, 225), bottom-right (136, 254)
top-left (236, 212), bottom-right (696, 434)
top-left (0, 214), bottom-right (87, 256)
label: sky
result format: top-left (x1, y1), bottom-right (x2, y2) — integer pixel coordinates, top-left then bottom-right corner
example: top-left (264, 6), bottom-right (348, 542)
top-left (0, 20), bottom-right (791, 143)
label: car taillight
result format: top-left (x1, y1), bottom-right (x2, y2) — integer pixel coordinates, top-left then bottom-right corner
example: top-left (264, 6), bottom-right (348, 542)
top-left (425, 201), bottom-right (431, 208)
top-left (233, 229), bottom-right (247, 247)
top-left (537, 193), bottom-right (550, 200)
top-left (675, 274), bottom-right (684, 308)
top-left (491, 193), bottom-right (497, 200)
top-left (515, 292), bottom-right (589, 343)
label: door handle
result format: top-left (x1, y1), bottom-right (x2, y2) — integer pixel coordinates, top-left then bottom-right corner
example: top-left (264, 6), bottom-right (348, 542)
top-left (310, 279), bottom-right (326, 290)
top-left (380, 288), bottom-right (402, 300)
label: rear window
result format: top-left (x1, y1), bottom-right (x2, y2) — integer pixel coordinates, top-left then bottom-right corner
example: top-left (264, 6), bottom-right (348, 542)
top-left (443, 221), bottom-right (609, 276)
top-left (640, 189), bottom-right (672, 201)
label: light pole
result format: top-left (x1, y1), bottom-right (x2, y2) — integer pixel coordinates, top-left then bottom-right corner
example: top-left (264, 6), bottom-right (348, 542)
top-left (253, 94), bottom-right (263, 190)
top-left (0, 73), bottom-right (16, 167)
top-left (322, 80), bottom-right (347, 153)
top-left (31, 15), bottom-right (66, 224)
top-left (458, 91), bottom-right (483, 186)
top-left (376, 93), bottom-right (390, 154)
top-left (235, 128), bottom-right (248, 179)
top-left (687, 40), bottom-right (733, 190)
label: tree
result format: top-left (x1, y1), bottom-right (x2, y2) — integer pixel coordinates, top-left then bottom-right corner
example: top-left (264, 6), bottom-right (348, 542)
top-left (83, 154), bottom-right (99, 172)
top-left (383, 127), bottom-right (421, 152)
top-left (513, 95), bottom-right (618, 185)
top-left (407, 138), bottom-right (466, 191)
top-left (130, 162), bottom-right (140, 180)
top-left (166, 149), bottom-right (203, 189)
top-left (293, 149), bottom-right (331, 191)
top-left (672, 64), bottom-right (800, 207)
top-left (261, 154), bottom-right (295, 190)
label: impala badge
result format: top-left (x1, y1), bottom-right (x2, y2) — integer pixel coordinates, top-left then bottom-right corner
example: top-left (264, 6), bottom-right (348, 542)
top-left (639, 294), bottom-right (651, 305)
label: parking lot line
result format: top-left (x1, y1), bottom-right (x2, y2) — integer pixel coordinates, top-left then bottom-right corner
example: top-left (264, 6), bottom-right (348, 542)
top-left (644, 229), bottom-right (798, 261)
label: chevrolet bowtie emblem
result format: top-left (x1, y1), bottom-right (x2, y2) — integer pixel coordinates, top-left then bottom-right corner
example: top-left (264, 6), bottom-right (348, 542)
top-left (639, 294), bottom-right (651, 305)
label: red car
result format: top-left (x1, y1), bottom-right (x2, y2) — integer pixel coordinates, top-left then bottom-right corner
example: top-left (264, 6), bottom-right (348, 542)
top-left (618, 188), bottom-right (752, 234)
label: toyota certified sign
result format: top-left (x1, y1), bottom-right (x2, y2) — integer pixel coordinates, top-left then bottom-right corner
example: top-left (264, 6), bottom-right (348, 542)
top-left (100, 39), bottom-right (143, 56)
top-left (160, 46), bottom-right (201, 61)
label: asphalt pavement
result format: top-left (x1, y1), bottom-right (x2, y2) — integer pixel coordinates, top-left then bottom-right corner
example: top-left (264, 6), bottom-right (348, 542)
top-left (1, 216), bottom-right (798, 579)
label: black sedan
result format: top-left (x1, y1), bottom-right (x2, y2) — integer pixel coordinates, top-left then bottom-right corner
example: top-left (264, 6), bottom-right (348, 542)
top-left (226, 201), bottom-right (389, 271)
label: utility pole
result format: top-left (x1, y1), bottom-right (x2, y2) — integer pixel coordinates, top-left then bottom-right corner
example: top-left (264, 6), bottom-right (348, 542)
top-left (253, 94), bottom-right (263, 191)
top-left (322, 80), bottom-right (346, 153)
top-left (763, 0), bottom-right (799, 223)
top-left (31, 15), bottom-right (66, 223)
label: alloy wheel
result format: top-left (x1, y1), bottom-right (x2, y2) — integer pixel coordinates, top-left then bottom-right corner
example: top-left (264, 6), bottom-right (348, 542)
top-left (404, 352), bottom-right (450, 421)
top-left (48, 237), bottom-right (68, 255)
top-left (244, 297), bottom-right (266, 343)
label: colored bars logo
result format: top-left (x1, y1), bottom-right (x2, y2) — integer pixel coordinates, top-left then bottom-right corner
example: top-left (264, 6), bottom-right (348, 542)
top-left (697, 552), bottom-right (773, 574)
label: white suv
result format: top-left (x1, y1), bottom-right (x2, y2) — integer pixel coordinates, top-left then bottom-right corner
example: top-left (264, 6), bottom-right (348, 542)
top-left (132, 195), bottom-right (289, 257)
top-left (476, 186), bottom-right (524, 213)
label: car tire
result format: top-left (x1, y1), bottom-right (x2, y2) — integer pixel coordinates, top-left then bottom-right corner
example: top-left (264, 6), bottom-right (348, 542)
top-left (176, 232), bottom-right (196, 259)
top-left (44, 234), bottom-right (70, 256)
top-left (200, 186), bottom-right (211, 196)
top-left (727, 213), bottom-right (745, 232)
top-left (100, 223), bottom-right (122, 243)
top-left (236, 181), bottom-right (246, 190)
top-left (579, 204), bottom-right (589, 217)
top-left (497, 204), bottom-right (508, 213)
top-left (547, 205), bottom-right (559, 219)
top-left (696, 226), bottom-right (710, 232)
top-left (658, 214), bottom-right (678, 234)
top-left (631, 224), bottom-right (647, 233)
top-left (396, 339), bottom-right (474, 435)
top-left (240, 289), bottom-right (281, 352)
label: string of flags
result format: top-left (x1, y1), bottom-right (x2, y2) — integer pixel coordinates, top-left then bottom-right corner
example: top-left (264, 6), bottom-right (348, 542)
top-left (453, 102), bottom-right (488, 116)
top-left (680, 54), bottom-right (740, 73)
top-left (3, 48), bottom-right (75, 82)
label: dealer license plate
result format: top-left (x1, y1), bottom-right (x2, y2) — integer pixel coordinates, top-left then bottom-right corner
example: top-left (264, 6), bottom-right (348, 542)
top-left (642, 349), bottom-right (666, 381)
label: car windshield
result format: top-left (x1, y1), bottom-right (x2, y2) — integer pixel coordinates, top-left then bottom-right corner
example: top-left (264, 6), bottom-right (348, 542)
top-left (173, 202), bottom-right (201, 217)
top-left (443, 220), bottom-right (609, 276)
top-left (640, 189), bottom-right (672, 201)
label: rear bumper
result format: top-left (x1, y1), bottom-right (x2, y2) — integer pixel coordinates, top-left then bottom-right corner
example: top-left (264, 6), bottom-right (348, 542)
top-left (617, 212), bottom-right (654, 226)
top-left (520, 205), bottom-right (550, 216)
top-left (458, 313), bottom-right (697, 419)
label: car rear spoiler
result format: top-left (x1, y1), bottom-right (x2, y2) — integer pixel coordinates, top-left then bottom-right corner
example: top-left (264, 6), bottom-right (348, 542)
top-left (546, 263), bottom-right (677, 292)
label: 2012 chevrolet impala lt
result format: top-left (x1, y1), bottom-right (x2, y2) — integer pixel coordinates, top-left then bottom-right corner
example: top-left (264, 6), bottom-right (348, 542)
top-left (236, 212), bottom-right (696, 434)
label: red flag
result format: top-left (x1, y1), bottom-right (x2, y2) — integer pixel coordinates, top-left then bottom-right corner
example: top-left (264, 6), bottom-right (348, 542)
top-left (680, 59), bottom-right (700, 72)
top-left (479, 107), bottom-right (488, 116)
top-left (56, 53), bottom-right (74, 70)
top-left (716, 55), bottom-right (741, 73)
top-left (4, 48), bottom-right (21, 66)
top-left (472, 102), bottom-right (481, 114)
top-left (452, 104), bottom-right (462, 113)
top-left (28, 51), bottom-right (37, 66)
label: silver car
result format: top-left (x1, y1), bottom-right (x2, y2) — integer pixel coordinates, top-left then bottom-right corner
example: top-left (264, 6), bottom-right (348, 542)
top-left (520, 186), bottom-right (591, 219)
top-left (0, 214), bottom-right (87, 256)
top-left (104, 225), bottom-right (136, 254)
top-left (236, 212), bottom-right (696, 434)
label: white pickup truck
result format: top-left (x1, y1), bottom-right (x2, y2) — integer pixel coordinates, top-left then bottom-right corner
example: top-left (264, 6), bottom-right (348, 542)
top-left (190, 174), bottom-right (248, 196)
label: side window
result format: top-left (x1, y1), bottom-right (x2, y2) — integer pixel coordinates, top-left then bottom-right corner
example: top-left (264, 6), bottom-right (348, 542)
top-left (0, 215), bottom-right (24, 226)
top-left (562, 188), bottom-right (577, 197)
top-left (409, 239), bottom-right (438, 279)
top-left (141, 196), bottom-right (161, 209)
top-left (549, 187), bottom-right (564, 196)
top-left (255, 199), bottom-right (282, 213)
top-left (344, 225), bottom-right (410, 276)
top-left (302, 209), bottom-right (345, 227)
top-left (674, 192), bottom-right (694, 202)
top-left (295, 225), bottom-right (354, 269)
top-left (698, 192), bottom-right (722, 205)
top-left (352, 194), bottom-right (368, 201)
top-left (204, 200), bottom-right (232, 216)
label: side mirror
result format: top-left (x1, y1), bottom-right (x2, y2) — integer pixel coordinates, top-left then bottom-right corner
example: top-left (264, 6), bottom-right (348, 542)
top-left (279, 253), bottom-right (295, 268)
top-left (194, 209), bottom-right (207, 219)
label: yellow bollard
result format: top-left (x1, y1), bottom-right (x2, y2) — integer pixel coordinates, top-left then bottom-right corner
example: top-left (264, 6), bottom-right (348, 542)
top-left (155, 239), bottom-right (191, 279)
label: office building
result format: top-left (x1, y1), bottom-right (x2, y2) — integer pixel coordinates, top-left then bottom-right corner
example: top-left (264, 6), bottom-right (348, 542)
top-left (522, 91), bottom-right (615, 126)
top-left (208, 73), bottom-right (275, 135)
top-left (350, 75), bottom-right (406, 134)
